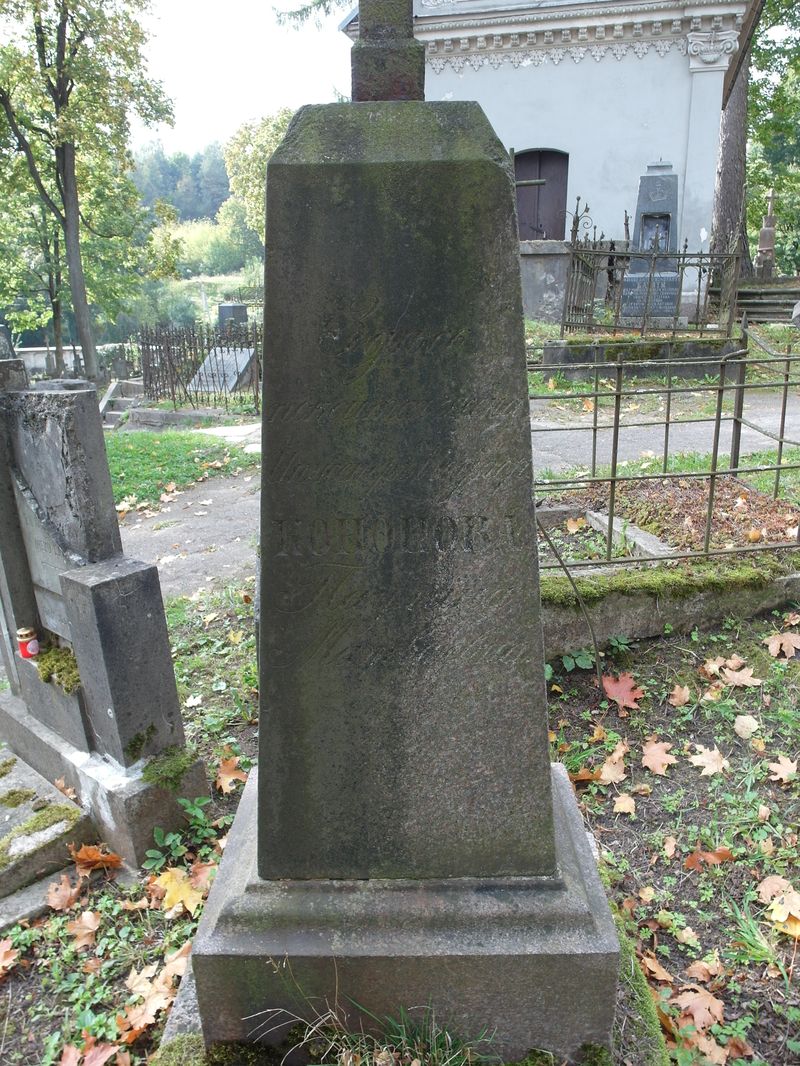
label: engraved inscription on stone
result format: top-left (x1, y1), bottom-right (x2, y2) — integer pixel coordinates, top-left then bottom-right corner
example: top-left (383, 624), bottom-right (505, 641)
top-left (621, 271), bottom-right (680, 318)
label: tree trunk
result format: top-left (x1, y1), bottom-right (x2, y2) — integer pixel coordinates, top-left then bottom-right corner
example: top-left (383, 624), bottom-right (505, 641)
top-left (711, 49), bottom-right (751, 273)
top-left (58, 142), bottom-right (98, 379)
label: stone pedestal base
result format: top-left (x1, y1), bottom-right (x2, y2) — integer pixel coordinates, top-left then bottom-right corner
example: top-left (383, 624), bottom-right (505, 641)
top-left (193, 766), bottom-right (618, 1063)
top-left (0, 691), bottom-right (207, 867)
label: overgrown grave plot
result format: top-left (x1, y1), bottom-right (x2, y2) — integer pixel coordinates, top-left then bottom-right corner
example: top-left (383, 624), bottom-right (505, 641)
top-left (547, 610), bottom-right (800, 1066)
top-left (0, 583), bottom-right (257, 1065)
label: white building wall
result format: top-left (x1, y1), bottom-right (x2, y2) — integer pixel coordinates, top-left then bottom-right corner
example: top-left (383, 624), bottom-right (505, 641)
top-left (427, 48), bottom-right (723, 247)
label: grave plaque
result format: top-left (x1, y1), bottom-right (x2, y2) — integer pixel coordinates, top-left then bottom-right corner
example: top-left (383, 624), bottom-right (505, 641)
top-left (188, 347), bottom-right (256, 394)
top-left (192, 2), bottom-right (618, 1059)
top-left (621, 270), bottom-right (681, 320)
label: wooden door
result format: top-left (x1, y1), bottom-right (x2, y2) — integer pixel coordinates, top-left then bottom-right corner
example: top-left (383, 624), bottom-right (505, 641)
top-left (514, 150), bottom-right (569, 240)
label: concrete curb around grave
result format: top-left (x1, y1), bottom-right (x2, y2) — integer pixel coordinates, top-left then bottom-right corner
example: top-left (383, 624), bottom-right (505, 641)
top-left (541, 571), bottom-right (800, 659)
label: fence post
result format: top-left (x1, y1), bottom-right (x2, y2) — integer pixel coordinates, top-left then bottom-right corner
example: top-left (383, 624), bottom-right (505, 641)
top-left (729, 314), bottom-right (747, 472)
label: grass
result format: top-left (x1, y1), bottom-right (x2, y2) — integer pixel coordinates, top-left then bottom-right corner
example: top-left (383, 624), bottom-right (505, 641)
top-left (104, 430), bottom-right (260, 507)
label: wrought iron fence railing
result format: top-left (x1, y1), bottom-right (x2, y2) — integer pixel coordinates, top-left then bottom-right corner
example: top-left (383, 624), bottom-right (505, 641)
top-left (529, 326), bottom-right (800, 570)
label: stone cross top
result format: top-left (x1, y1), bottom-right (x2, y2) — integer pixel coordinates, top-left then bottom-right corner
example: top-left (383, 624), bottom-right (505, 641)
top-left (351, 0), bottom-right (425, 101)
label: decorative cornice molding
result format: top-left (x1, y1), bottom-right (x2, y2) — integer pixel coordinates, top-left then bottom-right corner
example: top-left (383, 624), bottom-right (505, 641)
top-left (421, 11), bottom-right (742, 73)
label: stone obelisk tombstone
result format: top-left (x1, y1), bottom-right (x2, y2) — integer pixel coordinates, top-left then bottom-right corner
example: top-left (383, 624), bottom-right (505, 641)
top-left (192, 2), bottom-right (618, 1058)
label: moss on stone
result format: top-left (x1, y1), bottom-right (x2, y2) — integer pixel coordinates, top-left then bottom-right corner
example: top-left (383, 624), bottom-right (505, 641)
top-left (142, 746), bottom-right (197, 793)
top-left (150, 1034), bottom-right (208, 1066)
top-left (0, 757), bottom-right (17, 780)
top-left (612, 912), bottom-right (670, 1066)
top-left (0, 803), bottom-right (80, 870)
top-left (208, 1043), bottom-right (286, 1065)
top-left (0, 788), bottom-right (35, 808)
top-left (539, 555), bottom-right (791, 608)
top-left (36, 645), bottom-right (81, 694)
top-left (126, 723), bottom-right (157, 763)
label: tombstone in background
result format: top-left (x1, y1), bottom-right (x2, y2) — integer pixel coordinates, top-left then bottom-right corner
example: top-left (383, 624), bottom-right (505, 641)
top-left (621, 161), bottom-right (681, 323)
top-left (218, 302), bottom-right (248, 330)
top-left (187, 346), bottom-right (256, 396)
top-left (0, 364), bottom-right (206, 864)
top-left (192, 0), bottom-right (618, 1060)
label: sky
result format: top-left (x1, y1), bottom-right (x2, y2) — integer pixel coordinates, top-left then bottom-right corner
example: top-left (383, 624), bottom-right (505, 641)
top-left (131, 0), bottom-right (354, 155)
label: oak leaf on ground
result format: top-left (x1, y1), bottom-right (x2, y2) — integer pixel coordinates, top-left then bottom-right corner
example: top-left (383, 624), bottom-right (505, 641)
top-left (642, 739), bottom-right (677, 776)
top-left (602, 673), bottom-right (644, 711)
top-left (688, 745), bottom-right (730, 776)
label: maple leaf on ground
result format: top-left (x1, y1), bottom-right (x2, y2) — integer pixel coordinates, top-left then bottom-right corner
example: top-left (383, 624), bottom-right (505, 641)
top-left (684, 846), bottom-right (734, 872)
top-left (599, 740), bottom-right (630, 784)
top-left (121, 897), bottom-right (149, 912)
top-left (687, 1033), bottom-right (727, 1065)
top-left (214, 755), bottom-right (248, 794)
top-left (768, 755), bottom-right (797, 784)
top-left (688, 745), bottom-right (730, 776)
top-left (47, 873), bottom-right (81, 912)
top-left (640, 952), bottom-right (674, 983)
top-left (721, 666), bottom-right (762, 688)
top-left (725, 1035), bottom-right (754, 1060)
top-left (642, 738), bottom-right (677, 776)
top-left (0, 938), bottom-right (19, 978)
top-left (114, 1053), bottom-right (132, 1066)
top-left (613, 794), bottom-right (636, 815)
top-left (155, 868), bottom-right (204, 917)
top-left (67, 910), bottom-right (101, 950)
top-left (602, 673), bottom-right (644, 711)
top-left (568, 767), bottom-right (601, 784)
top-left (68, 843), bottom-right (123, 879)
top-left (189, 859), bottom-right (217, 894)
top-left (81, 1037), bottom-right (120, 1066)
top-left (763, 631), bottom-right (800, 658)
top-left (686, 954), bottom-right (723, 983)
top-left (675, 927), bottom-right (700, 948)
top-left (59, 1047), bottom-right (81, 1066)
top-left (765, 888), bottom-right (800, 939)
top-left (757, 874), bottom-right (793, 905)
top-left (700, 656), bottom-right (726, 679)
top-left (125, 962), bottom-right (158, 997)
top-left (668, 684), bottom-right (691, 708)
top-left (663, 836), bottom-right (677, 859)
top-left (673, 984), bottom-right (724, 1030)
top-left (161, 940), bottom-right (192, 984)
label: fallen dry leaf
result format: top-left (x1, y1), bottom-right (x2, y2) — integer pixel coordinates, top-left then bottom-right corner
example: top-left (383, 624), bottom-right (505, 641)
top-left (688, 745), bottom-right (730, 777)
top-left (82, 1039), bottom-right (120, 1066)
top-left (59, 1047), bottom-right (81, 1066)
top-left (189, 860), bottom-right (217, 894)
top-left (121, 897), bottom-right (150, 912)
top-left (721, 666), bottom-right (762, 688)
top-left (599, 740), bottom-right (630, 784)
top-left (688, 1033), bottom-right (727, 1064)
top-left (675, 926), bottom-right (700, 948)
top-left (757, 875), bottom-right (792, 904)
top-left (763, 631), bottom-right (800, 658)
top-left (768, 755), bottom-right (797, 784)
top-left (47, 873), bottom-right (80, 912)
top-left (54, 776), bottom-right (77, 801)
top-left (68, 844), bottom-right (123, 879)
top-left (214, 755), bottom-right (248, 794)
top-left (642, 739), bottom-right (677, 776)
top-left (125, 962), bottom-right (158, 997)
top-left (733, 715), bottom-right (759, 740)
top-left (67, 910), bottom-right (101, 950)
top-left (686, 955), bottom-right (723, 983)
top-left (725, 1035), bottom-right (754, 1059)
top-left (154, 868), bottom-right (203, 917)
top-left (673, 984), bottom-right (725, 1030)
top-left (641, 952), bottom-right (673, 983)
top-left (566, 516), bottom-right (586, 533)
top-left (700, 656), bottom-right (726, 679)
top-left (568, 767), bottom-right (601, 784)
top-left (684, 846), bottom-right (734, 872)
top-left (668, 684), bottom-right (691, 708)
top-left (663, 836), bottom-right (677, 859)
top-left (602, 673), bottom-right (644, 711)
top-left (639, 885), bottom-right (656, 903)
top-left (0, 937), bottom-right (19, 978)
top-left (765, 888), bottom-right (800, 939)
top-left (758, 804), bottom-right (771, 823)
top-left (613, 794), bottom-right (636, 815)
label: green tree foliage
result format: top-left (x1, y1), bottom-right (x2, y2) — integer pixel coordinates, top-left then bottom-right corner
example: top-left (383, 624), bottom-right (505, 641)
top-left (223, 109), bottom-right (294, 242)
top-left (746, 0), bottom-right (800, 275)
top-left (133, 141), bottom-right (231, 221)
top-left (0, 0), bottom-right (171, 377)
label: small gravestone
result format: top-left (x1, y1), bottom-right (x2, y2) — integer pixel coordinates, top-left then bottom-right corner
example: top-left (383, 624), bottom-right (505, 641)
top-left (188, 347), bottom-right (256, 395)
top-left (0, 363), bottom-right (206, 866)
top-left (192, 1), bottom-right (618, 1060)
top-left (622, 162), bottom-right (681, 323)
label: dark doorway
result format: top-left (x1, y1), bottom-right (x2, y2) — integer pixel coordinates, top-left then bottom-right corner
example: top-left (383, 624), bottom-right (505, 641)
top-left (514, 149), bottom-right (569, 241)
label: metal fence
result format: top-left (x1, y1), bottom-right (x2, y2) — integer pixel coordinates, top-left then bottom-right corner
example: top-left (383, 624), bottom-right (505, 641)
top-left (530, 325), bottom-right (800, 570)
top-left (138, 323), bottom-right (262, 411)
top-left (561, 237), bottom-right (741, 338)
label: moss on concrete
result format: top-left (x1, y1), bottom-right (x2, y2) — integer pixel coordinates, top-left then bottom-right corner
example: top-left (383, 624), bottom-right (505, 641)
top-left (0, 803), bottom-right (79, 870)
top-left (612, 912), bottom-right (670, 1066)
top-left (126, 723), bottom-right (157, 762)
top-left (142, 745), bottom-right (197, 793)
top-left (0, 757), bottom-right (17, 780)
top-left (539, 556), bottom-right (791, 608)
top-left (150, 1034), bottom-right (208, 1066)
top-left (0, 788), bottom-right (36, 808)
top-left (36, 645), bottom-right (81, 694)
